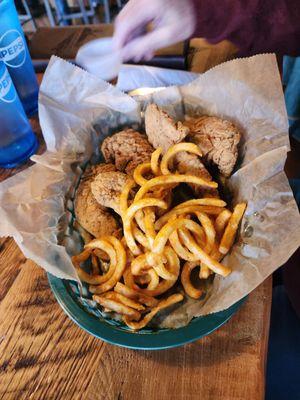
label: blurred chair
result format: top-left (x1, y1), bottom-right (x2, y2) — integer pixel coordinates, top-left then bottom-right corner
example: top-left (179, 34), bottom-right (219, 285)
top-left (42, 0), bottom-right (95, 26)
top-left (18, 0), bottom-right (37, 30)
top-left (42, 0), bottom-right (122, 26)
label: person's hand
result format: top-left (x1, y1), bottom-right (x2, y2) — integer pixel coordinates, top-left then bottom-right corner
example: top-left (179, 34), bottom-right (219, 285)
top-left (113, 0), bottom-right (196, 62)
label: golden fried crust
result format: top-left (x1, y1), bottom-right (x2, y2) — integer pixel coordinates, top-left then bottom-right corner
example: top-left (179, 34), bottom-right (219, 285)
top-left (91, 171), bottom-right (130, 215)
top-left (74, 163), bottom-right (119, 237)
top-left (174, 151), bottom-right (212, 181)
top-left (184, 116), bottom-right (241, 177)
top-left (174, 151), bottom-right (219, 198)
top-left (145, 104), bottom-right (216, 196)
top-left (101, 129), bottom-right (153, 176)
top-left (145, 104), bottom-right (189, 153)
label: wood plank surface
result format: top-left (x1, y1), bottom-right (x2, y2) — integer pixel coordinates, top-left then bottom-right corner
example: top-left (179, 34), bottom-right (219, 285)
top-left (0, 41), bottom-right (274, 400)
top-left (0, 252), bottom-right (272, 400)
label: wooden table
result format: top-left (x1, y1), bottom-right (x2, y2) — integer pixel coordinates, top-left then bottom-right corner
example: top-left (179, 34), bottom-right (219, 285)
top-left (0, 48), bottom-right (277, 400)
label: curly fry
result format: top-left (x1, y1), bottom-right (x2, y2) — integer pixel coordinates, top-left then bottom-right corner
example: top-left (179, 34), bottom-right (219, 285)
top-left (210, 242), bottom-right (224, 262)
top-left (132, 224), bottom-right (151, 249)
top-left (123, 198), bottom-right (168, 255)
top-left (195, 212), bottom-right (216, 254)
top-left (131, 254), bottom-right (149, 276)
top-left (123, 293), bottom-right (184, 330)
top-left (215, 209), bottom-right (232, 238)
top-left (199, 265), bottom-right (211, 279)
top-left (160, 143), bottom-right (202, 175)
top-left (146, 252), bottom-right (176, 281)
top-left (102, 291), bottom-right (145, 311)
top-left (93, 248), bottom-right (110, 262)
top-left (88, 236), bottom-right (126, 293)
top-left (119, 178), bottom-right (136, 217)
top-left (124, 246), bottom-right (180, 296)
top-left (155, 205), bottom-right (224, 230)
top-left (146, 268), bottom-right (160, 290)
top-left (151, 147), bottom-right (162, 175)
top-left (153, 218), bottom-right (206, 255)
top-left (181, 262), bottom-right (202, 299)
top-left (114, 282), bottom-right (158, 307)
top-left (219, 203), bottom-right (247, 255)
top-left (134, 174), bottom-right (217, 202)
top-left (133, 162), bottom-right (152, 186)
top-left (173, 198), bottom-right (226, 210)
top-left (72, 248), bottom-right (91, 265)
top-left (169, 230), bottom-right (199, 261)
top-left (135, 209), bottom-right (146, 232)
top-left (91, 253), bottom-right (100, 275)
top-left (178, 228), bottom-right (231, 277)
top-left (131, 251), bottom-right (174, 281)
top-left (135, 274), bottom-right (151, 285)
top-left (72, 241), bottom-right (116, 285)
top-left (144, 208), bottom-right (156, 248)
top-left (93, 295), bottom-right (141, 320)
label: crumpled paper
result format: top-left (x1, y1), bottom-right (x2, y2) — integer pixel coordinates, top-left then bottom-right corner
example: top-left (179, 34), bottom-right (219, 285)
top-left (116, 64), bottom-right (198, 92)
top-left (0, 54), bottom-right (299, 328)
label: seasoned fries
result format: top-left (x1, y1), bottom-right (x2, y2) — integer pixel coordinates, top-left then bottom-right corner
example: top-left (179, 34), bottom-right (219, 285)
top-left (119, 178), bottom-right (136, 217)
top-left (123, 198), bottom-right (168, 255)
top-left (133, 162), bottom-right (152, 186)
top-left (72, 142), bottom-right (246, 330)
top-left (134, 174), bottom-right (218, 202)
top-left (123, 293), bottom-right (184, 330)
top-left (219, 203), bottom-right (247, 255)
top-left (181, 262), bottom-right (203, 299)
top-left (155, 205), bottom-right (224, 230)
top-left (150, 147), bottom-right (162, 175)
top-left (93, 295), bottom-right (141, 320)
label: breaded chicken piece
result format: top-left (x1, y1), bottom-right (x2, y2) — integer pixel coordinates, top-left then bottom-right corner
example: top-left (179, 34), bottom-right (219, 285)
top-left (80, 163), bottom-right (116, 181)
top-left (174, 152), bottom-right (212, 181)
top-left (145, 104), bottom-right (189, 153)
top-left (174, 152), bottom-right (219, 198)
top-left (74, 163), bottom-right (119, 237)
top-left (144, 104), bottom-right (215, 196)
top-left (184, 116), bottom-right (241, 177)
top-left (101, 129), bottom-right (154, 176)
top-left (91, 171), bottom-right (130, 215)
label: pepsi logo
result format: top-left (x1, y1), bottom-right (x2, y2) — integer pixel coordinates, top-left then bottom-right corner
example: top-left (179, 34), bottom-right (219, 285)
top-left (0, 66), bottom-right (16, 103)
top-left (0, 29), bottom-right (26, 68)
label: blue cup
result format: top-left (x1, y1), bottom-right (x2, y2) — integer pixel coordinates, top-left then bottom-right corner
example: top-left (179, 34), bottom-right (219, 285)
top-left (0, 61), bottom-right (38, 168)
top-left (0, 0), bottom-right (39, 116)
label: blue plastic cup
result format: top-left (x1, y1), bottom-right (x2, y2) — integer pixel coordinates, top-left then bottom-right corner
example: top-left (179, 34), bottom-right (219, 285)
top-left (0, 0), bottom-right (39, 116)
top-left (0, 61), bottom-right (38, 168)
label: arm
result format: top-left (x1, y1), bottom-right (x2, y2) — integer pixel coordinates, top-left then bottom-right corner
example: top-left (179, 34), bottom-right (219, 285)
top-left (113, 0), bottom-right (300, 59)
top-left (192, 0), bottom-right (300, 56)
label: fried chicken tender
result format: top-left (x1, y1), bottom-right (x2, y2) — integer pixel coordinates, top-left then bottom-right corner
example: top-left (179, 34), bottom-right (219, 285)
top-left (144, 104), bottom-right (216, 196)
top-left (101, 129), bottom-right (154, 175)
top-left (174, 151), bottom-right (219, 198)
top-left (184, 116), bottom-right (241, 177)
top-left (91, 171), bottom-right (131, 215)
top-left (74, 163), bottom-right (119, 237)
top-left (145, 104), bottom-right (189, 153)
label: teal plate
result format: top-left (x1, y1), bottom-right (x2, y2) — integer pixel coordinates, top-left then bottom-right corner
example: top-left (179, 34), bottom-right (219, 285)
top-left (48, 274), bottom-right (246, 350)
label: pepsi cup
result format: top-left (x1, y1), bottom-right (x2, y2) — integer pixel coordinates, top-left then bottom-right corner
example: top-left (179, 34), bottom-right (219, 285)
top-left (0, 0), bottom-right (39, 116)
top-left (0, 61), bottom-right (38, 168)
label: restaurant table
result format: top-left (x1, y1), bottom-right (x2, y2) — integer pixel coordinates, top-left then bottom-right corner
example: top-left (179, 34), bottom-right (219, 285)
top-left (0, 42), bottom-right (298, 399)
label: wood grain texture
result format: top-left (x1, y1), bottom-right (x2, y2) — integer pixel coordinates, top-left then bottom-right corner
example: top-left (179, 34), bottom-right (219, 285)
top-left (86, 279), bottom-right (272, 400)
top-left (0, 46), bottom-right (275, 400)
top-left (0, 261), bottom-right (106, 399)
top-left (0, 255), bottom-right (271, 400)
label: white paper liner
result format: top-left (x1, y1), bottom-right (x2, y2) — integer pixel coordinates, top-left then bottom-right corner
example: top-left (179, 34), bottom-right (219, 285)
top-left (0, 54), bottom-right (299, 328)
